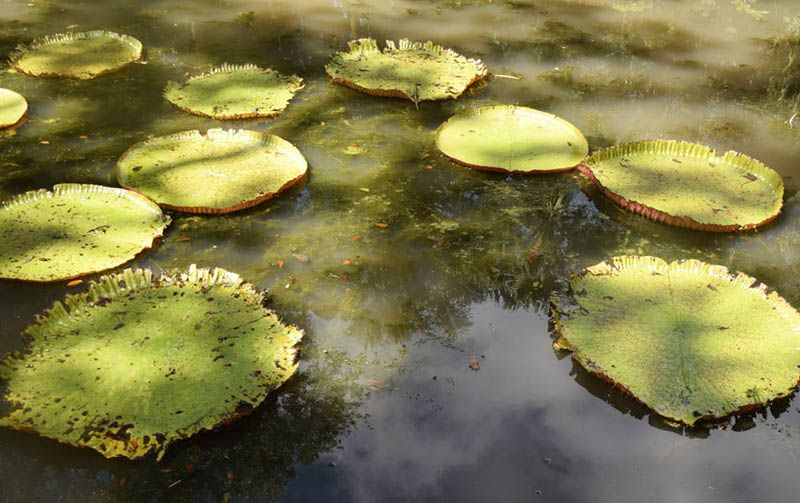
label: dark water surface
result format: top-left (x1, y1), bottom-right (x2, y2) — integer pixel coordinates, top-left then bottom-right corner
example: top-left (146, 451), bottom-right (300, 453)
top-left (2, 0), bottom-right (800, 501)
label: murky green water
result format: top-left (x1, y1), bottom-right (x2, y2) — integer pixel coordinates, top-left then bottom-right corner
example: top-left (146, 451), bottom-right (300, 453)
top-left (1, 0), bottom-right (800, 501)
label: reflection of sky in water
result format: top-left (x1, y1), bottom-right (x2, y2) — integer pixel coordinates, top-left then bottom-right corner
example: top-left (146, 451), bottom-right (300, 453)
top-left (286, 302), bottom-right (800, 503)
top-left (1, 0), bottom-right (800, 501)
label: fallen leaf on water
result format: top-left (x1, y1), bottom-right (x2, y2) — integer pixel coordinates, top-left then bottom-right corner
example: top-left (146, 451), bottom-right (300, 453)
top-left (292, 252), bottom-right (310, 263)
top-left (469, 353), bottom-right (480, 372)
top-left (361, 378), bottom-right (382, 390)
top-left (66, 279), bottom-right (83, 287)
top-left (375, 222), bottom-right (389, 229)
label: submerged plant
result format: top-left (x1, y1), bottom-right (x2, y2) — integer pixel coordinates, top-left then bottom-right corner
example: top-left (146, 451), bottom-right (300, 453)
top-left (164, 64), bottom-right (304, 120)
top-left (0, 265), bottom-right (302, 459)
top-left (435, 105), bottom-right (588, 173)
top-left (0, 88), bottom-right (28, 128)
top-left (325, 38), bottom-right (487, 104)
top-left (578, 140), bottom-right (784, 232)
top-left (116, 129), bottom-right (307, 214)
top-left (10, 31), bottom-right (143, 79)
top-left (0, 184), bottom-right (169, 282)
top-left (552, 256), bottom-right (800, 426)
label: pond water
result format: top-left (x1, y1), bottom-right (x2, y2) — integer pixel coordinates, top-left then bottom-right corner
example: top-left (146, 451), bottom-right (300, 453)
top-left (1, 0), bottom-right (800, 501)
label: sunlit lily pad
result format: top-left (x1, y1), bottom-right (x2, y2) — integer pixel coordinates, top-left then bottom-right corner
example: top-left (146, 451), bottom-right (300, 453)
top-left (117, 129), bottom-right (308, 214)
top-left (164, 64), bottom-right (304, 119)
top-left (578, 140), bottom-right (784, 232)
top-left (552, 256), bottom-right (800, 426)
top-left (435, 105), bottom-right (588, 173)
top-left (0, 184), bottom-right (169, 282)
top-left (325, 38), bottom-right (487, 103)
top-left (10, 31), bottom-right (143, 79)
top-left (0, 88), bottom-right (28, 128)
top-left (0, 265), bottom-right (303, 459)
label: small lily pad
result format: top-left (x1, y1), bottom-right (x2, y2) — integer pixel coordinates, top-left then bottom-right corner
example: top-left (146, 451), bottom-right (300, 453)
top-left (0, 184), bottom-right (169, 282)
top-left (0, 265), bottom-right (303, 459)
top-left (325, 38), bottom-right (487, 103)
top-left (435, 105), bottom-right (588, 173)
top-left (10, 31), bottom-right (143, 79)
top-left (578, 140), bottom-right (784, 232)
top-left (0, 88), bottom-right (28, 128)
top-left (552, 256), bottom-right (800, 425)
top-left (164, 64), bottom-right (304, 120)
top-left (117, 129), bottom-right (308, 214)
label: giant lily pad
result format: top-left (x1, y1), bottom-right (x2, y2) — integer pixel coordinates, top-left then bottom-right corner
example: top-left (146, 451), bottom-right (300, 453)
top-left (435, 105), bottom-right (588, 173)
top-left (0, 184), bottom-right (169, 282)
top-left (0, 265), bottom-right (303, 459)
top-left (116, 129), bottom-right (308, 214)
top-left (0, 88), bottom-right (28, 128)
top-left (552, 256), bottom-right (800, 426)
top-left (10, 31), bottom-right (143, 79)
top-left (578, 140), bottom-right (784, 232)
top-left (164, 64), bottom-right (304, 120)
top-left (325, 38), bottom-right (488, 104)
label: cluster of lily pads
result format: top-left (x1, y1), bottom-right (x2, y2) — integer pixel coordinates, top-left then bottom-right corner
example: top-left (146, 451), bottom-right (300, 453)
top-left (0, 27), bottom-right (796, 459)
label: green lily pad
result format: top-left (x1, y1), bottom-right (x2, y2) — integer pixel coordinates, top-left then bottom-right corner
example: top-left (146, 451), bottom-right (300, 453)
top-left (164, 64), bottom-right (304, 120)
top-left (578, 140), bottom-right (784, 232)
top-left (117, 129), bottom-right (308, 214)
top-left (0, 88), bottom-right (28, 128)
top-left (435, 105), bottom-right (588, 173)
top-left (10, 31), bottom-right (143, 79)
top-left (0, 265), bottom-right (303, 459)
top-left (325, 38), bottom-right (487, 103)
top-left (552, 256), bottom-right (800, 426)
top-left (0, 184), bottom-right (169, 282)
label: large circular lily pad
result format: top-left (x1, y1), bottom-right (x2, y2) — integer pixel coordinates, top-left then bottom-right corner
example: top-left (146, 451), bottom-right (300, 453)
top-left (325, 38), bottom-right (488, 103)
top-left (0, 184), bottom-right (169, 282)
top-left (578, 140), bottom-right (784, 232)
top-left (552, 256), bottom-right (800, 426)
top-left (435, 105), bottom-right (588, 173)
top-left (10, 30), bottom-right (143, 79)
top-left (164, 64), bottom-right (304, 120)
top-left (0, 88), bottom-right (28, 128)
top-left (117, 129), bottom-right (308, 214)
top-left (0, 265), bottom-right (303, 459)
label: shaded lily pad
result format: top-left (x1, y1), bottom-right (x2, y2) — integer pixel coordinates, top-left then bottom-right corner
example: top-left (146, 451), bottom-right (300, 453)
top-left (0, 184), bottom-right (169, 282)
top-left (0, 88), bottom-right (28, 128)
top-left (325, 38), bottom-right (487, 103)
top-left (10, 31), bottom-right (143, 79)
top-left (435, 105), bottom-right (588, 173)
top-left (0, 265), bottom-right (303, 459)
top-left (578, 140), bottom-right (784, 232)
top-left (117, 129), bottom-right (307, 214)
top-left (552, 256), bottom-right (800, 426)
top-left (164, 64), bottom-right (304, 120)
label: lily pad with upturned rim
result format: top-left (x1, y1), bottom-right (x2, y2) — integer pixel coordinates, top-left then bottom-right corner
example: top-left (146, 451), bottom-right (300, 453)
top-left (551, 256), bottom-right (800, 426)
top-left (435, 105), bottom-right (588, 173)
top-left (578, 140), bottom-right (784, 232)
top-left (0, 184), bottom-right (170, 282)
top-left (325, 38), bottom-right (488, 103)
top-left (0, 265), bottom-right (303, 460)
top-left (116, 129), bottom-right (308, 214)
top-left (10, 30), bottom-right (143, 79)
top-left (164, 64), bottom-right (304, 120)
top-left (0, 88), bottom-right (28, 128)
